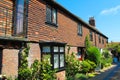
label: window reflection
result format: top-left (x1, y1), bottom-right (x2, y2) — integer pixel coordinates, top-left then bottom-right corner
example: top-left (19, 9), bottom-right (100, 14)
top-left (60, 54), bottom-right (64, 67)
top-left (16, 0), bottom-right (24, 34)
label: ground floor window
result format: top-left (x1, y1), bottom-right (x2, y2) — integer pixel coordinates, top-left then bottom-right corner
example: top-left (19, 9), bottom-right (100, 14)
top-left (40, 42), bottom-right (65, 71)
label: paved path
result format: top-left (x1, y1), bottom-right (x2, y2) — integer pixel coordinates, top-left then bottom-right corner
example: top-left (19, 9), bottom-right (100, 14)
top-left (88, 63), bottom-right (120, 80)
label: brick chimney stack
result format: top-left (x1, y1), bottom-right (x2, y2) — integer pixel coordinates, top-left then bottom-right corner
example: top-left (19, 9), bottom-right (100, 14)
top-left (89, 17), bottom-right (95, 27)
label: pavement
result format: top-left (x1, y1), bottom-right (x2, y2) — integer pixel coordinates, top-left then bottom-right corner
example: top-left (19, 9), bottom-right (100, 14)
top-left (88, 62), bottom-right (120, 80)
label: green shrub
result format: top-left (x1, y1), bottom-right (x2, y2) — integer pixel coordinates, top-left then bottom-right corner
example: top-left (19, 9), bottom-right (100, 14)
top-left (66, 53), bottom-right (81, 79)
top-left (101, 57), bottom-right (112, 68)
top-left (75, 73), bottom-right (88, 80)
top-left (102, 49), bottom-right (111, 58)
top-left (86, 46), bottom-right (101, 65)
top-left (101, 49), bottom-right (113, 68)
top-left (18, 46), bottom-right (56, 80)
top-left (87, 60), bottom-right (96, 72)
top-left (81, 60), bottom-right (96, 73)
top-left (40, 55), bottom-right (56, 80)
top-left (18, 47), bottom-right (32, 80)
top-left (81, 60), bottom-right (91, 73)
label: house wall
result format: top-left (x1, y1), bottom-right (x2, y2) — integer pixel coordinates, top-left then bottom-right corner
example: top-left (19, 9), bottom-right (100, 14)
top-left (27, 0), bottom-right (108, 79)
top-left (2, 49), bottom-right (19, 78)
top-left (56, 71), bottom-right (65, 80)
top-left (28, 43), bottom-right (41, 66)
top-left (27, 0), bottom-right (107, 48)
top-left (0, 0), bottom-right (108, 79)
top-left (0, 0), bottom-right (13, 36)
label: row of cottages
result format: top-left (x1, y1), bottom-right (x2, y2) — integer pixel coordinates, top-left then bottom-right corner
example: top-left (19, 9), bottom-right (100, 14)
top-left (0, 0), bottom-right (108, 79)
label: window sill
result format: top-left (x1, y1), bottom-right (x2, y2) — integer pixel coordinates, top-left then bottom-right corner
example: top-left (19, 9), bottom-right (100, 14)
top-left (56, 67), bottom-right (65, 72)
top-left (78, 33), bottom-right (82, 36)
top-left (45, 21), bottom-right (58, 28)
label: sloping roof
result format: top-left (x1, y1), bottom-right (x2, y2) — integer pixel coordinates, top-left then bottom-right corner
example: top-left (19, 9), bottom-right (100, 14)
top-left (44, 0), bottom-right (108, 39)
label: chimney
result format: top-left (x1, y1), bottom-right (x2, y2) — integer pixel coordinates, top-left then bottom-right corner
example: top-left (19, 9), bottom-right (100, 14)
top-left (89, 17), bottom-right (95, 27)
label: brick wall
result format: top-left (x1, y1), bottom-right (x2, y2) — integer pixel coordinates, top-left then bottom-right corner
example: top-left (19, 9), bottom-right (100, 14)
top-left (65, 46), bottom-right (78, 54)
top-left (56, 71), bottom-right (65, 80)
top-left (2, 49), bottom-right (19, 78)
top-left (0, 0), bottom-right (13, 36)
top-left (27, 0), bottom-right (107, 48)
top-left (28, 43), bottom-right (41, 66)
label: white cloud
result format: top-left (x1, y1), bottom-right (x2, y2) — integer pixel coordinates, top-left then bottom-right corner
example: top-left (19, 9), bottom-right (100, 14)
top-left (100, 5), bottom-right (120, 15)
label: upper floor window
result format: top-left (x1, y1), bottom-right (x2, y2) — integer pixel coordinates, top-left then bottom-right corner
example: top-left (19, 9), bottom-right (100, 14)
top-left (106, 39), bottom-right (108, 43)
top-left (98, 35), bottom-right (101, 43)
top-left (15, 0), bottom-right (25, 34)
top-left (46, 5), bottom-right (57, 25)
top-left (89, 30), bottom-right (93, 41)
top-left (78, 23), bottom-right (82, 36)
top-left (102, 38), bottom-right (104, 44)
top-left (14, 0), bottom-right (28, 36)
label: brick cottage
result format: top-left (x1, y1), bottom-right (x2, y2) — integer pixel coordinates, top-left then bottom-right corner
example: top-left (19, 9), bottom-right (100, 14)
top-left (0, 0), bottom-right (108, 79)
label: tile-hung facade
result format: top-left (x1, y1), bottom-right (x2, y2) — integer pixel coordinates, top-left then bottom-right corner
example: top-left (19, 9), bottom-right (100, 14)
top-left (0, 0), bottom-right (108, 79)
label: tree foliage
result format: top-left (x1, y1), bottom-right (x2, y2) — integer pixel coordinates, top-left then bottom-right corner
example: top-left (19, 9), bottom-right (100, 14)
top-left (86, 46), bottom-right (101, 65)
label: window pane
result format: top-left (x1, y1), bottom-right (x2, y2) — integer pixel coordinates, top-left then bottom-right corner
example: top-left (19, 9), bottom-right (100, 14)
top-left (42, 54), bottom-right (51, 64)
top-left (16, 0), bottom-right (24, 34)
top-left (78, 24), bottom-right (82, 35)
top-left (54, 46), bottom-right (58, 52)
top-left (60, 54), bottom-right (64, 67)
top-left (46, 6), bottom-right (51, 22)
top-left (90, 31), bottom-right (93, 41)
top-left (43, 46), bottom-right (50, 52)
top-left (52, 8), bottom-right (57, 24)
top-left (54, 54), bottom-right (59, 68)
top-left (60, 47), bottom-right (64, 52)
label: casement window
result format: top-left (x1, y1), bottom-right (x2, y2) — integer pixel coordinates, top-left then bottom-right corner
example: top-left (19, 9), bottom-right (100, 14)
top-left (106, 39), bottom-right (108, 43)
top-left (46, 5), bottom-right (57, 25)
top-left (15, 0), bottom-right (28, 35)
top-left (102, 38), bottom-right (104, 44)
top-left (15, 0), bottom-right (25, 34)
top-left (98, 35), bottom-right (101, 43)
top-left (89, 30), bottom-right (93, 41)
top-left (40, 42), bottom-right (65, 71)
top-left (78, 23), bottom-right (82, 36)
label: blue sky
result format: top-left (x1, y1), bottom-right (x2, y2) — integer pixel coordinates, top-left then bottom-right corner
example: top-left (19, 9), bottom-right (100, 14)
top-left (56, 0), bottom-right (120, 42)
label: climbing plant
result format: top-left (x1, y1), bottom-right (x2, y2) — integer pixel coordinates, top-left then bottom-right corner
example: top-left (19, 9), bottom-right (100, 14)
top-left (18, 45), bottom-right (56, 80)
